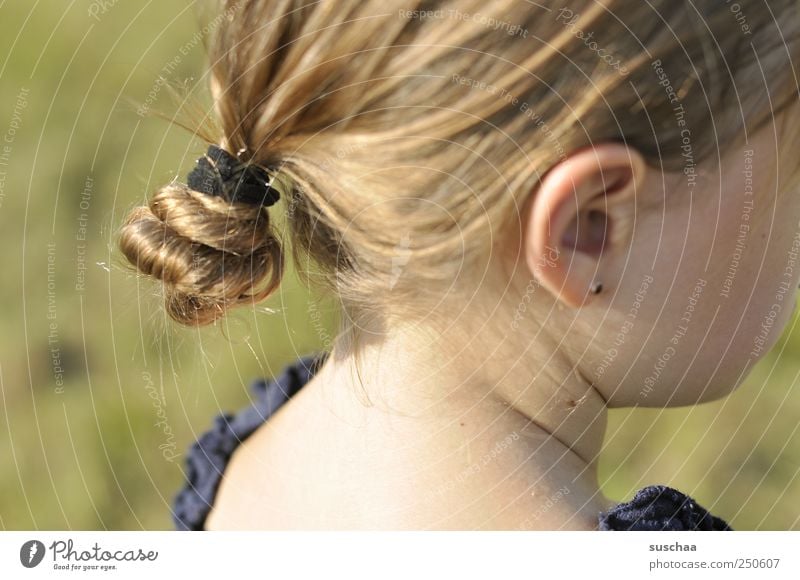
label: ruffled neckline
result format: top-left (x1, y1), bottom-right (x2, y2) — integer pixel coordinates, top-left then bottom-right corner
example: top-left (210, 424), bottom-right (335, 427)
top-left (171, 353), bottom-right (732, 531)
top-left (598, 485), bottom-right (732, 530)
top-left (172, 353), bottom-right (326, 531)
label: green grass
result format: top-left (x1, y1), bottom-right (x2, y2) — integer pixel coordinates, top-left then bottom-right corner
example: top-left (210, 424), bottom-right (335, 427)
top-left (1, 0), bottom-right (798, 530)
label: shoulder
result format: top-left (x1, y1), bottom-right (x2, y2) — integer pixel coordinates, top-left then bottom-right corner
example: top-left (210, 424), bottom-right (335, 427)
top-left (172, 353), bottom-right (326, 531)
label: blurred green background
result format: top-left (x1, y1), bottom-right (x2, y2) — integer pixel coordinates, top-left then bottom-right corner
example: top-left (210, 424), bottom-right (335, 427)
top-left (0, 0), bottom-right (798, 530)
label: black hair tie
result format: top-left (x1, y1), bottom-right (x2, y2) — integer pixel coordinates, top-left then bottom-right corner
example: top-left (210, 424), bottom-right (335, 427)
top-left (186, 144), bottom-right (281, 207)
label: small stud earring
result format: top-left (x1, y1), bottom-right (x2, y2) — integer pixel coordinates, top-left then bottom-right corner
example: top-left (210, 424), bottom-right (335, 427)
top-left (590, 281), bottom-right (603, 295)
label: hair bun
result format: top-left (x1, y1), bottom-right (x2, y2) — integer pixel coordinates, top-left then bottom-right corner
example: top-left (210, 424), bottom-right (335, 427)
top-left (119, 182), bottom-right (283, 326)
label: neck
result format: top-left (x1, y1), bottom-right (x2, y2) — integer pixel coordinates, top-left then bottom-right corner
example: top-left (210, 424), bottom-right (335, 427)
top-left (311, 309), bottom-right (611, 529)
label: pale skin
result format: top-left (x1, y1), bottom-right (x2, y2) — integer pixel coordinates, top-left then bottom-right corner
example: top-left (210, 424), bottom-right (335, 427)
top-left (207, 111), bottom-right (800, 530)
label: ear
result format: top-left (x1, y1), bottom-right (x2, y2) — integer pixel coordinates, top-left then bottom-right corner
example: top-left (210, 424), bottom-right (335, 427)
top-left (523, 142), bottom-right (646, 308)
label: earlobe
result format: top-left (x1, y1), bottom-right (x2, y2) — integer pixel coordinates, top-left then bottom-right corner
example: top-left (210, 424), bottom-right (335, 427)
top-left (523, 143), bottom-right (645, 308)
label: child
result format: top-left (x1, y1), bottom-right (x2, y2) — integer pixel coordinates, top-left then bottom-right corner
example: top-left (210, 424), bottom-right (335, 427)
top-left (120, 0), bottom-right (800, 530)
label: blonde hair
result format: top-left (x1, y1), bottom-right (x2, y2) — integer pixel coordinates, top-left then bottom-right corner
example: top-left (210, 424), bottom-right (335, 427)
top-left (120, 0), bottom-right (800, 327)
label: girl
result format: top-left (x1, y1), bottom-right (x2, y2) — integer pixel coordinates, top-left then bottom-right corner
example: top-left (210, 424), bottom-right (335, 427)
top-left (120, 0), bottom-right (800, 530)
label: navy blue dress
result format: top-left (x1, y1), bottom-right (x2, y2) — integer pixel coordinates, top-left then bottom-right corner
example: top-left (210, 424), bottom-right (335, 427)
top-left (171, 353), bottom-right (732, 531)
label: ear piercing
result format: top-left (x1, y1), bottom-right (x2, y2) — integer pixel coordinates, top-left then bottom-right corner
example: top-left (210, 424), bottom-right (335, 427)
top-left (590, 281), bottom-right (603, 295)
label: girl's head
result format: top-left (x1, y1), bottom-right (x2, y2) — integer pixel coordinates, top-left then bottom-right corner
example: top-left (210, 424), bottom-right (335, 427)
top-left (121, 0), bottom-right (800, 407)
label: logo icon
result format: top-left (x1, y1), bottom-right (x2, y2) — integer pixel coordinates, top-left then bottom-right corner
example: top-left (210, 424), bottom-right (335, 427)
top-left (389, 233), bottom-right (412, 289)
top-left (20, 540), bottom-right (45, 568)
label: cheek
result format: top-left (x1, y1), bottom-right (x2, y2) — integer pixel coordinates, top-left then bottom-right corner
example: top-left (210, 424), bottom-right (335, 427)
top-left (597, 179), bottom-right (800, 407)
top-left (692, 186), bottom-right (800, 394)
top-left (727, 211), bottom-right (800, 350)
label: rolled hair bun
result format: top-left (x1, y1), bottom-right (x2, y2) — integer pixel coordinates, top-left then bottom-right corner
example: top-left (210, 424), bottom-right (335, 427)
top-left (119, 179), bottom-right (283, 326)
